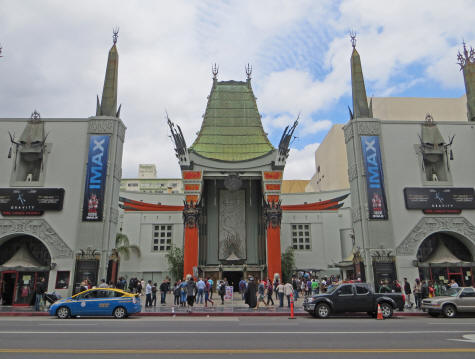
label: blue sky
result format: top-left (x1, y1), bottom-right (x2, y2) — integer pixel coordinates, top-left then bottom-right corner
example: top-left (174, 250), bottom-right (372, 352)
top-left (0, 0), bottom-right (474, 179)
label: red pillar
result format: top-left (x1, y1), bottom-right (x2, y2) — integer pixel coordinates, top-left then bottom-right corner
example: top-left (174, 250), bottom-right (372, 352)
top-left (266, 225), bottom-right (282, 280)
top-left (183, 226), bottom-right (199, 279)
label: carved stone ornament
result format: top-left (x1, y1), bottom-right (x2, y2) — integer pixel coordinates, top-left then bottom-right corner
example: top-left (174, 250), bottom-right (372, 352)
top-left (224, 174), bottom-right (242, 191)
top-left (0, 219), bottom-right (73, 258)
top-left (348, 163), bottom-right (358, 181)
top-left (264, 200), bottom-right (282, 228)
top-left (343, 124), bottom-right (354, 144)
top-left (110, 207), bottom-right (119, 224)
top-left (370, 248), bottom-right (393, 257)
top-left (352, 207), bottom-right (361, 223)
top-left (357, 121), bottom-right (380, 136)
top-left (118, 122), bottom-right (126, 142)
top-left (183, 201), bottom-right (201, 229)
top-left (88, 119), bottom-right (114, 134)
top-left (76, 247), bottom-right (100, 260)
top-left (396, 217), bottom-right (475, 256)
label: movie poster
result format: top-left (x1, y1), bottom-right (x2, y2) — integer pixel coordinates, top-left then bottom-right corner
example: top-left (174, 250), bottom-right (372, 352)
top-left (82, 135), bottom-right (110, 221)
top-left (361, 136), bottom-right (388, 220)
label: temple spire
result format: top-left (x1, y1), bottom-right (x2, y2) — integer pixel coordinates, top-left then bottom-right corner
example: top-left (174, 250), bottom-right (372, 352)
top-left (97, 28), bottom-right (119, 117)
top-left (350, 32), bottom-right (371, 119)
top-left (457, 41), bottom-right (475, 122)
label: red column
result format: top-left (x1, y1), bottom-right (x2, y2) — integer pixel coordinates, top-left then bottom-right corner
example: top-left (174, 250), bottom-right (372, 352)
top-left (183, 226), bottom-right (199, 279)
top-left (266, 225), bottom-right (282, 280)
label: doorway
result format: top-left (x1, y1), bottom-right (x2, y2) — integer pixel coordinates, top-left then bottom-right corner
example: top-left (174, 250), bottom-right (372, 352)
top-left (1, 272), bottom-right (17, 305)
top-left (223, 271), bottom-right (243, 292)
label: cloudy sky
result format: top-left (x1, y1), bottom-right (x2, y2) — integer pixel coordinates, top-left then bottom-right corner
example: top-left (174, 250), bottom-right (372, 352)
top-left (0, 0), bottom-right (474, 179)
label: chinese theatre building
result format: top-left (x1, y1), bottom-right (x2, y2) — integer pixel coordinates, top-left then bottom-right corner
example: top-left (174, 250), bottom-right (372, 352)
top-left (342, 38), bottom-right (475, 290)
top-left (0, 33), bottom-right (125, 304)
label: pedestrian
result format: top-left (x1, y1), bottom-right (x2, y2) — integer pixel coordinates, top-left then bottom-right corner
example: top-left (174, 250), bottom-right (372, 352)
top-left (284, 281), bottom-right (293, 307)
top-left (292, 276), bottom-right (299, 300)
top-left (173, 281), bottom-right (181, 306)
top-left (152, 282), bottom-right (157, 306)
top-left (273, 277), bottom-right (280, 301)
top-left (421, 280), bottom-right (429, 301)
top-left (159, 279), bottom-right (168, 305)
top-left (393, 279), bottom-right (402, 293)
top-left (145, 280), bottom-right (152, 307)
top-left (403, 277), bottom-right (412, 308)
top-left (428, 281), bottom-right (435, 298)
top-left (35, 277), bottom-right (46, 311)
top-left (244, 277), bottom-right (257, 308)
top-left (239, 278), bottom-right (247, 300)
top-left (414, 279), bottom-right (422, 309)
top-left (266, 279), bottom-right (274, 306)
top-left (136, 280), bottom-right (143, 295)
top-left (196, 277), bottom-right (205, 304)
top-left (256, 280), bottom-right (267, 309)
top-left (180, 280), bottom-right (187, 306)
top-left (277, 281), bottom-right (285, 307)
top-left (98, 279), bottom-right (108, 288)
top-left (207, 277), bottom-right (214, 300)
top-left (449, 279), bottom-right (459, 288)
top-left (218, 280), bottom-right (226, 305)
top-left (204, 280), bottom-right (214, 307)
top-left (186, 275), bottom-right (196, 312)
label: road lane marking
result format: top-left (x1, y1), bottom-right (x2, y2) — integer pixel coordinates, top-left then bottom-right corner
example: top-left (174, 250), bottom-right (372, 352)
top-left (0, 348), bottom-right (474, 354)
top-left (449, 334), bottom-right (475, 343)
top-left (0, 330), bottom-right (474, 335)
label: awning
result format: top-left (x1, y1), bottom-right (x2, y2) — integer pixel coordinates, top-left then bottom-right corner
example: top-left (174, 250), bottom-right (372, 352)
top-left (0, 244), bottom-right (49, 272)
top-left (418, 239), bottom-right (474, 267)
top-left (335, 253), bottom-right (354, 268)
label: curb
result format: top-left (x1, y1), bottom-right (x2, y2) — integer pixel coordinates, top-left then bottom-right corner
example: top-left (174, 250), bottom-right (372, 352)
top-left (0, 311), bottom-right (427, 317)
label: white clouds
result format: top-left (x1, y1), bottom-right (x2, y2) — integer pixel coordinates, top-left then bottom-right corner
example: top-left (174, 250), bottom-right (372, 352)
top-left (283, 142), bottom-right (320, 180)
top-left (0, 0), bottom-right (473, 180)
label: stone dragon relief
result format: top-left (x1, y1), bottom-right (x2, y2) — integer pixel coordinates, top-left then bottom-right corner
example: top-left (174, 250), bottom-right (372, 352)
top-left (396, 217), bottom-right (475, 256)
top-left (0, 219), bottom-right (73, 258)
top-left (357, 121), bottom-right (381, 136)
top-left (343, 124), bottom-right (354, 143)
top-left (219, 190), bottom-right (246, 260)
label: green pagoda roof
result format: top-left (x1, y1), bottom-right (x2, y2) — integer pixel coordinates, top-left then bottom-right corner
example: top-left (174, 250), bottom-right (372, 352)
top-left (190, 80), bottom-right (274, 162)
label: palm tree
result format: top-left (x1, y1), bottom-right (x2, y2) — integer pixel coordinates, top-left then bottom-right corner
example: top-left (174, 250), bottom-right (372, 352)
top-left (113, 233), bottom-right (141, 261)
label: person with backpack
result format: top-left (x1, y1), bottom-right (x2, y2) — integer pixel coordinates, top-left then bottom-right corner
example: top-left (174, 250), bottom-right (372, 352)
top-left (204, 280), bottom-right (214, 307)
top-left (218, 280), bottom-right (226, 305)
top-left (180, 280), bottom-right (187, 306)
top-left (173, 281), bottom-right (181, 306)
top-left (151, 282), bottom-right (157, 307)
top-left (185, 275), bottom-right (197, 312)
top-left (266, 279), bottom-right (274, 306)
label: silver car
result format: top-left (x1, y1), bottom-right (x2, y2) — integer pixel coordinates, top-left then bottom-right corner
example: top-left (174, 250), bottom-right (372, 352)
top-left (421, 287), bottom-right (475, 318)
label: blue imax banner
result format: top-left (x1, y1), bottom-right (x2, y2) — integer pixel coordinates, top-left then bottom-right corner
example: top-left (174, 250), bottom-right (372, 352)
top-left (82, 135), bottom-right (110, 221)
top-left (361, 136), bottom-right (388, 220)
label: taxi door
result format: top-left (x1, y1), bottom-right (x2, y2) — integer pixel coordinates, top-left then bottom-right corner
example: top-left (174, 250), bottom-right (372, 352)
top-left (94, 290), bottom-right (114, 315)
top-left (70, 290), bottom-right (98, 316)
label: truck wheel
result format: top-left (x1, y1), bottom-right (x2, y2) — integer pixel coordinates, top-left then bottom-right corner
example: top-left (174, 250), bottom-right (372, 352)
top-left (428, 311), bottom-right (439, 317)
top-left (315, 303), bottom-right (331, 319)
top-left (442, 304), bottom-right (456, 318)
top-left (113, 306), bottom-right (127, 319)
top-left (56, 306), bottom-right (70, 319)
top-left (380, 302), bottom-right (393, 319)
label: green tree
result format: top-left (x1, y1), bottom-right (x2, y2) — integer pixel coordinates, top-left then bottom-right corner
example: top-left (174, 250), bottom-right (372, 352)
top-left (113, 233), bottom-right (141, 261)
top-left (281, 246), bottom-right (295, 284)
top-left (165, 246), bottom-right (184, 281)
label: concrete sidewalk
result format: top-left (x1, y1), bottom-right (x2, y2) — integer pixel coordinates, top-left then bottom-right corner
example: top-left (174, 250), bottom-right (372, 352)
top-left (0, 292), bottom-right (427, 317)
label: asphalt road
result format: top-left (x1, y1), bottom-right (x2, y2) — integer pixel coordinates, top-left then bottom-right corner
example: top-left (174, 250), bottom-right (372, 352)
top-left (0, 316), bottom-right (474, 359)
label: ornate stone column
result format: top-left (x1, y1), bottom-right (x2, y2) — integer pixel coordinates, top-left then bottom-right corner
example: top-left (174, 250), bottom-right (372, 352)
top-left (264, 201), bottom-right (282, 280)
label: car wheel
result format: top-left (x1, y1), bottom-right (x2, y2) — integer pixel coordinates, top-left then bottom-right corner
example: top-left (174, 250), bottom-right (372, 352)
top-left (380, 302), bottom-right (393, 319)
top-left (56, 306), bottom-right (70, 319)
top-left (442, 304), bottom-right (456, 318)
top-left (113, 306), bottom-right (127, 319)
top-left (428, 311), bottom-right (439, 318)
top-left (316, 303), bottom-right (331, 319)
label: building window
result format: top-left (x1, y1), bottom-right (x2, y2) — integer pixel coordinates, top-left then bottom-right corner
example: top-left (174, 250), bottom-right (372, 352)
top-left (291, 224), bottom-right (311, 251)
top-left (152, 225), bottom-right (173, 252)
top-left (55, 271), bottom-right (70, 289)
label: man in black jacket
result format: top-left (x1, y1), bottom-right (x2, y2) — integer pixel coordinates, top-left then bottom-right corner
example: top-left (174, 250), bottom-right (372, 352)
top-left (35, 277), bottom-right (46, 311)
top-left (403, 278), bottom-right (412, 308)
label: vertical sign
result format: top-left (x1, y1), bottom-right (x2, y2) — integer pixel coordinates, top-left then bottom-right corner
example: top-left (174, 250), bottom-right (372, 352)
top-left (361, 136), bottom-right (388, 219)
top-left (82, 135), bottom-right (110, 221)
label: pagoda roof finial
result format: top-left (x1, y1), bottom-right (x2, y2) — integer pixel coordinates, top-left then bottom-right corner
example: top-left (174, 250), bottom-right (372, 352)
top-left (457, 40), bottom-right (475, 70)
top-left (245, 63), bottom-right (252, 80)
top-left (112, 27), bottom-right (119, 45)
top-left (349, 30), bottom-right (357, 49)
top-left (212, 63), bottom-right (219, 79)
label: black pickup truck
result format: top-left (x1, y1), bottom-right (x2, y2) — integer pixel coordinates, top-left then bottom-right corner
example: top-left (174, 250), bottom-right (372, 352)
top-left (303, 282), bottom-right (405, 319)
